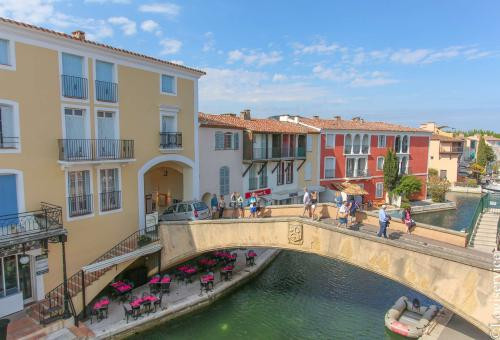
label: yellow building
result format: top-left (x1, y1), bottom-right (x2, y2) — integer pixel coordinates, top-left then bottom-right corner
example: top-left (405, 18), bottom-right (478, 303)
top-left (0, 17), bottom-right (204, 319)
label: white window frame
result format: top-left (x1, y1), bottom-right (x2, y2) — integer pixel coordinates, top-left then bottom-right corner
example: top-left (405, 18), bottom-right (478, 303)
top-left (94, 107), bottom-right (120, 140)
top-left (160, 73), bottom-right (177, 96)
top-left (0, 99), bottom-right (21, 154)
top-left (64, 166), bottom-right (94, 221)
top-left (93, 58), bottom-right (118, 106)
top-left (97, 166), bottom-right (122, 215)
top-left (324, 157), bottom-right (335, 179)
top-left (375, 182), bottom-right (384, 198)
top-left (60, 104), bottom-right (91, 140)
top-left (58, 51), bottom-right (89, 104)
top-left (376, 156), bottom-right (385, 171)
top-left (0, 36), bottom-right (16, 71)
top-left (377, 135), bottom-right (386, 148)
top-left (325, 133), bottom-right (335, 149)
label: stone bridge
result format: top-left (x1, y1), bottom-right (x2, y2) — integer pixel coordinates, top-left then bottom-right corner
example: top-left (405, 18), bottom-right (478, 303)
top-left (158, 216), bottom-right (494, 336)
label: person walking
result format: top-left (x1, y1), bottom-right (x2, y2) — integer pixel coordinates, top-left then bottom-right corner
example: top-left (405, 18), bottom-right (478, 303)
top-left (302, 187), bottom-right (311, 218)
top-left (338, 201), bottom-right (349, 228)
top-left (230, 192), bottom-right (237, 218)
top-left (236, 193), bottom-right (244, 218)
top-left (310, 191), bottom-right (319, 221)
top-left (210, 194), bottom-right (218, 219)
top-left (377, 204), bottom-right (391, 238)
top-left (402, 206), bottom-right (415, 234)
top-left (249, 193), bottom-right (257, 218)
top-left (218, 195), bottom-right (226, 219)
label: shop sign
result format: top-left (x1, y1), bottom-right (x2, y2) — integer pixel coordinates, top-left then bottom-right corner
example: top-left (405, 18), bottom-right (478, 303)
top-left (245, 188), bottom-right (272, 199)
top-left (35, 254), bottom-right (49, 275)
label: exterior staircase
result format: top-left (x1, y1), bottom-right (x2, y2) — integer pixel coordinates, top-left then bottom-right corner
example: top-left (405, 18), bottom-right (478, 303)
top-left (27, 226), bottom-right (160, 325)
top-left (469, 212), bottom-right (499, 253)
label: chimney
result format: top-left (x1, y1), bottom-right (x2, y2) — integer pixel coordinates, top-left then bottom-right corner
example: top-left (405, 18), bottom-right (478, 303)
top-left (312, 115), bottom-right (320, 119)
top-left (352, 116), bottom-right (364, 123)
top-left (334, 115), bottom-right (341, 121)
top-left (72, 30), bottom-right (86, 41)
top-left (240, 109), bottom-right (251, 120)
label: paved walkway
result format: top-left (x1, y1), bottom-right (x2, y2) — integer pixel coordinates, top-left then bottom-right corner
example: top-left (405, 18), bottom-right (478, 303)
top-left (86, 248), bottom-right (277, 339)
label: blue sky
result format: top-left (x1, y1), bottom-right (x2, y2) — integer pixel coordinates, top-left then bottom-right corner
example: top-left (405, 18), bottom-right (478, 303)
top-left (1, 1), bottom-right (499, 130)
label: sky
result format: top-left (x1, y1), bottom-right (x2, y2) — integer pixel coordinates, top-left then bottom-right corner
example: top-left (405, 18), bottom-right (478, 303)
top-left (1, 0), bottom-right (499, 130)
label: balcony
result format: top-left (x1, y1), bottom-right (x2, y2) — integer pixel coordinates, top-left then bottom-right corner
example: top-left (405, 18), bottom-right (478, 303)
top-left (100, 191), bottom-right (121, 212)
top-left (0, 136), bottom-right (19, 149)
top-left (61, 75), bottom-right (88, 99)
top-left (159, 132), bottom-right (182, 150)
top-left (68, 194), bottom-right (93, 217)
top-left (271, 146), bottom-right (281, 159)
top-left (95, 80), bottom-right (118, 103)
top-left (346, 169), bottom-right (369, 178)
top-left (0, 203), bottom-right (64, 246)
top-left (58, 139), bottom-right (134, 162)
top-left (440, 146), bottom-right (464, 154)
top-left (249, 177), bottom-right (258, 191)
top-left (252, 147), bottom-right (268, 160)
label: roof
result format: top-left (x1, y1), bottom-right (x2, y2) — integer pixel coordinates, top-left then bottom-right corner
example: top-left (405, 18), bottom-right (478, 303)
top-left (199, 113), bottom-right (318, 134)
top-left (430, 134), bottom-right (464, 142)
top-left (330, 182), bottom-right (369, 195)
top-left (298, 117), bottom-right (429, 133)
top-left (0, 17), bottom-right (205, 76)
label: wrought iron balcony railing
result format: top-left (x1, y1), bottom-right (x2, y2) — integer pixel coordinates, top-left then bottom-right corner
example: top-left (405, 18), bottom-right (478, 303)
top-left (100, 191), bottom-right (121, 212)
top-left (159, 132), bottom-right (182, 149)
top-left (440, 146), bottom-right (464, 153)
top-left (0, 136), bottom-right (19, 149)
top-left (68, 194), bottom-right (93, 217)
top-left (346, 169), bottom-right (369, 178)
top-left (0, 203), bottom-right (63, 240)
top-left (61, 75), bottom-right (88, 99)
top-left (95, 80), bottom-right (118, 103)
top-left (58, 139), bottom-right (134, 162)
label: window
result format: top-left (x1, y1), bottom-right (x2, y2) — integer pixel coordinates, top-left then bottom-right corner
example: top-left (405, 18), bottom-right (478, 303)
top-left (215, 131), bottom-right (238, 150)
top-left (249, 165), bottom-right (258, 190)
top-left (378, 135), bottom-right (386, 148)
top-left (160, 109), bottom-right (180, 149)
top-left (307, 135), bottom-right (313, 152)
top-left (0, 103), bottom-right (19, 150)
top-left (286, 161), bottom-right (294, 184)
top-left (223, 132), bottom-right (233, 149)
top-left (440, 170), bottom-right (447, 180)
top-left (376, 182), bottom-right (384, 198)
top-left (325, 133), bottom-right (335, 148)
top-left (219, 166), bottom-right (229, 195)
top-left (394, 135), bottom-right (401, 153)
top-left (304, 162), bottom-right (312, 181)
top-left (233, 133), bottom-right (239, 150)
top-left (324, 157), bottom-right (335, 178)
top-left (277, 162), bottom-right (285, 186)
top-left (0, 254), bottom-right (33, 301)
top-left (259, 164), bottom-right (268, 188)
top-left (399, 156), bottom-right (408, 175)
top-left (215, 132), bottom-right (224, 150)
top-left (61, 53), bottom-right (86, 99)
top-left (161, 74), bottom-right (176, 94)
top-left (402, 135), bottom-right (409, 153)
top-left (67, 170), bottom-right (92, 217)
top-left (344, 134), bottom-right (352, 154)
top-left (95, 60), bottom-right (116, 102)
top-left (100, 168), bottom-right (120, 212)
top-left (361, 134), bottom-right (369, 154)
top-left (0, 39), bottom-right (11, 66)
top-left (377, 156), bottom-right (385, 171)
top-left (353, 135), bottom-right (361, 154)
top-left (346, 158), bottom-right (355, 177)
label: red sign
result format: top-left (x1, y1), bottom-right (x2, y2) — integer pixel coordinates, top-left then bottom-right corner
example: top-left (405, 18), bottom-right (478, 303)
top-left (245, 188), bottom-right (271, 199)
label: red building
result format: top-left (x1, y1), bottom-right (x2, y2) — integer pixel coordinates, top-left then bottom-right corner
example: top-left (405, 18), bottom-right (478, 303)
top-left (295, 116), bottom-right (431, 203)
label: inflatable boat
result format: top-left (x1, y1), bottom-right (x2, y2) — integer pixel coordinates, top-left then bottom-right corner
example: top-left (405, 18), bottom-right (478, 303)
top-left (385, 296), bottom-right (438, 338)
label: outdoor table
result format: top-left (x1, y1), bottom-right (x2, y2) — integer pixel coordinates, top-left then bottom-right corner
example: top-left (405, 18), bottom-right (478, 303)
top-left (110, 281), bottom-right (133, 300)
top-left (91, 298), bottom-right (110, 322)
top-left (178, 265), bottom-right (197, 283)
top-left (200, 274), bottom-right (215, 293)
top-left (148, 276), bottom-right (161, 293)
top-left (160, 276), bottom-right (171, 294)
top-left (246, 250), bottom-right (257, 266)
top-left (130, 295), bottom-right (159, 315)
top-left (220, 265), bottom-right (234, 281)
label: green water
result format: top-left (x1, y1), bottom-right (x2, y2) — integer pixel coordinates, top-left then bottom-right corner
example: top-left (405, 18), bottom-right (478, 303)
top-left (127, 252), bottom-right (436, 340)
top-left (412, 192), bottom-right (481, 231)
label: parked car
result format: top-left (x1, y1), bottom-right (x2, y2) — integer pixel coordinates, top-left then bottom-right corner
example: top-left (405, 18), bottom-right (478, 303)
top-left (159, 201), bottom-right (210, 221)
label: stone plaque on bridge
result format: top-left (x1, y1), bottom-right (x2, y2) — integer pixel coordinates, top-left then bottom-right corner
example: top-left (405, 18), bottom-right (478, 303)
top-left (288, 222), bottom-right (303, 245)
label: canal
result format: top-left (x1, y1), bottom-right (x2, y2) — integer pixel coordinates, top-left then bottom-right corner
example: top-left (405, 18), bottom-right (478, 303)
top-left (127, 251), bottom-right (436, 340)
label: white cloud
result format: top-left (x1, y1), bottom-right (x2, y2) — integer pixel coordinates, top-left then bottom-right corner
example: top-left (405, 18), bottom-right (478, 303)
top-left (108, 16), bottom-right (137, 35)
top-left (159, 38), bottom-right (182, 54)
top-left (139, 3), bottom-right (180, 18)
top-left (140, 19), bottom-right (160, 34)
top-left (84, 0), bottom-right (131, 3)
top-left (202, 31), bottom-right (215, 52)
top-left (272, 73), bottom-right (287, 82)
top-left (200, 68), bottom-right (335, 104)
top-left (0, 0), bottom-right (55, 25)
top-left (390, 49), bottom-right (431, 64)
top-left (227, 49), bottom-right (283, 67)
top-left (313, 65), bottom-right (398, 87)
top-left (292, 40), bottom-right (340, 55)
top-left (170, 60), bottom-right (184, 65)
top-left (312, 65), bottom-right (356, 82)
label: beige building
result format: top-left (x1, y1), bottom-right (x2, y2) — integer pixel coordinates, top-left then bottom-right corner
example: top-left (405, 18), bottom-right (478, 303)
top-left (0, 17), bottom-right (203, 319)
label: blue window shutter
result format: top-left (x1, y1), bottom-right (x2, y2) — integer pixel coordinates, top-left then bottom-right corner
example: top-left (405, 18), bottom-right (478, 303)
top-left (96, 60), bottom-right (113, 82)
top-left (219, 166), bottom-right (229, 195)
top-left (0, 39), bottom-right (9, 65)
top-left (161, 75), bottom-right (174, 93)
top-left (233, 133), bottom-right (239, 150)
top-left (62, 53), bottom-right (83, 76)
top-left (215, 132), bottom-right (223, 150)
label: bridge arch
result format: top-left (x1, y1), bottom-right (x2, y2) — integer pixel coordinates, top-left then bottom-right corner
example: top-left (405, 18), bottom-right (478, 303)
top-left (159, 217), bottom-right (493, 335)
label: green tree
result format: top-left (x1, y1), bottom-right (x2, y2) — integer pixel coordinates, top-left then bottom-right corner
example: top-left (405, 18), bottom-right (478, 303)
top-left (428, 168), bottom-right (438, 178)
top-left (477, 136), bottom-right (496, 167)
top-left (427, 176), bottom-right (450, 203)
top-left (394, 175), bottom-right (422, 201)
top-left (470, 163), bottom-right (485, 180)
top-left (383, 149), bottom-right (400, 194)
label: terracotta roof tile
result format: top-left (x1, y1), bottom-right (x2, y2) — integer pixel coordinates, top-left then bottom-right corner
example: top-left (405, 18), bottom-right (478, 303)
top-left (299, 117), bottom-right (429, 133)
top-left (0, 17), bottom-right (205, 76)
top-left (199, 113), bottom-right (317, 134)
top-left (430, 134), bottom-right (464, 142)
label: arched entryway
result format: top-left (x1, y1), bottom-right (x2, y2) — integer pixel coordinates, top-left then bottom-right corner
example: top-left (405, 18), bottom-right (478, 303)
top-left (138, 155), bottom-right (198, 229)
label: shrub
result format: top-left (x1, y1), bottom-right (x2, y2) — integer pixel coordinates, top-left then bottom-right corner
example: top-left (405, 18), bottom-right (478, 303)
top-left (394, 175), bottom-right (422, 201)
top-left (427, 176), bottom-right (450, 202)
top-left (428, 168), bottom-right (438, 178)
top-left (400, 202), bottom-right (411, 210)
top-left (455, 178), bottom-right (478, 187)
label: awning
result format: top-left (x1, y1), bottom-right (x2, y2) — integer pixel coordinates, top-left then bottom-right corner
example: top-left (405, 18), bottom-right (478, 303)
top-left (330, 182), bottom-right (369, 195)
top-left (82, 243), bottom-right (163, 273)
